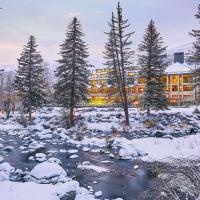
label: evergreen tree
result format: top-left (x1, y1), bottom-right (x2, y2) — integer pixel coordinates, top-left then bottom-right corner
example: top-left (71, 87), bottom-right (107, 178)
top-left (190, 4), bottom-right (200, 104)
top-left (104, 2), bottom-right (134, 126)
top-left (138, 20), bottom-right (168, 116)
top-left (14, 35), bottom-right (47, 121)
top-left (54, 17), bottom-right (89, 126)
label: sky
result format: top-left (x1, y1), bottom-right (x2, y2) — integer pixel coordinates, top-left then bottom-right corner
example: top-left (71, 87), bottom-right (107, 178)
top-left (0, 0), bottom-right (199, 68)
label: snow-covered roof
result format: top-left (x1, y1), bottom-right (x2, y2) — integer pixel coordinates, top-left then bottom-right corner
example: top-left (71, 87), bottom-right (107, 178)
top-left (165, 62), bottom-right (194, 74)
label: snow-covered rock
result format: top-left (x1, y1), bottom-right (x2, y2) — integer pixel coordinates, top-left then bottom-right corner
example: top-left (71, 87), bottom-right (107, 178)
top-left (28, 140), bottom-right (45, 153)
top-left (28, 162), bottom-right (67, 184)
top-left (70, 155), bottom-right (79, 159)
top-left (0, 156), bottom-right (4, 163)
top-left (67, 149), bottom-right (78, 154)
top-left (78, 161), bottom-right (109, 173)
top-left (35, 153), bottom-right (47, 162)
top-left (47, 158), bottom-right (62, 165)
top-left (0, 162), bottom-right (15, 174)
top-left (94, 191), bottom-right (102, 197)
top-left (0, 162), bottom-right (15, 181)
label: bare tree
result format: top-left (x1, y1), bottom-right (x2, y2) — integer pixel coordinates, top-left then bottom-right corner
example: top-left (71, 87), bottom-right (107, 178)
top-left (4, 71), bottom-right (15, 119)
top-left (104, 2), bottom-right (134, 126)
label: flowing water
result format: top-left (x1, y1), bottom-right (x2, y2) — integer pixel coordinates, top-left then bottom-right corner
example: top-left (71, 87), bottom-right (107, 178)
top-left (0, 131), bottom-right (150, 200)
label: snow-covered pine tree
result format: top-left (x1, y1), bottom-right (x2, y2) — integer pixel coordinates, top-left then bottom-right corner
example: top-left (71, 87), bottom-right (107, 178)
top-left (14, 35), bottom-right (47, 121)
top-left (54, 17), bottom-right (89, 126)
top-left (138, 20), bottom-right (168, 116)
top-left (190, 4), bottom-right (200, 104)
top-left (104, 2), bottom-right (134, 126)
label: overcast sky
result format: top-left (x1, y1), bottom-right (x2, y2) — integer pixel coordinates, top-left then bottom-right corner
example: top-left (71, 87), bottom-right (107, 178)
top-left (0, 0), bottom-right (199, 67)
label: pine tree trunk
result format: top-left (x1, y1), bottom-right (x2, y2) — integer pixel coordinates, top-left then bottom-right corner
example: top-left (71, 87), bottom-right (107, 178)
top-left (70, 106), bottom-right (74, 126)
top-left (147, 106), bottom-right (150, 117)
top-left (28, 106), bottom-right (32, 122)
top-left (124, 105), bottom-right (129, 126)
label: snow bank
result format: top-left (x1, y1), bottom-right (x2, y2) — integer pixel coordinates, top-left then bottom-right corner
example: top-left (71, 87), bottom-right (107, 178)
top-left (113, 134), bottom-right (200, 161)
top-left (0, 180), bottom-right (96, 200)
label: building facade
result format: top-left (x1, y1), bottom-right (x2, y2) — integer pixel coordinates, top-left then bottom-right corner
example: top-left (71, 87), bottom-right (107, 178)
top-left (88, 62), bottom-right (195, 106)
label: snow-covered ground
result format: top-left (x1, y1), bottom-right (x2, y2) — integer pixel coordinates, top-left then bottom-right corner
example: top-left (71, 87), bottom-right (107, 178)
top-left (0, 106), bottom-right (200, 199)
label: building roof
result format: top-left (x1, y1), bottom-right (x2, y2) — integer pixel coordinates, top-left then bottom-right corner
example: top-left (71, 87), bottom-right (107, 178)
top-left (165, 62), bottom-right (194, 74)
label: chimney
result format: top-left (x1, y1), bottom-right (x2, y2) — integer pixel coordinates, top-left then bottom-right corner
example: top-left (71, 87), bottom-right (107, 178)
top-left (174, 52), bottom-right (184, 64)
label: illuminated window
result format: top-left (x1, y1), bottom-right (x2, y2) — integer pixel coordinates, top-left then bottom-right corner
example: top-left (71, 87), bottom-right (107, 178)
top-left (99, 80), bottom-right (105, 85)
top-left (89, 80), bottom-right (97, 85)
top-left (138, 78), bottom-right (145, 84)
top-left (104, 69), bottom-right (109, 73)
top-left (179, 75), bottom-right (183, 84)
top-left (138, 86), bottom-right (144, 93)
top-left (128, 72), bottom-right (134, 76)
top-left (100, 74), bottom-right (105, 78)
top-left (183, 85), bottom-right (193, 91)
top-left (172, 85), bottom-right (178, 92)
top-left (171, 75), bottom-right (178, 84)
top-left (96, 69), bottom-right (102, 73)
top-left (160, 76), bottom-right (167, 83)
top-left (183, 74), bottom-right (193, 83)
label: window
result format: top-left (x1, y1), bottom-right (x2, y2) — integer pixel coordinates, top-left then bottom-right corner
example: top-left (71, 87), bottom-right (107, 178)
top-left (138, 86), bottom-right (144, 93)
top-left (160, 76), bottom-right (167, 83)
top-left (183, 74), bottom-right (193, 84)
top-left (100, 74), bottom-right (105, 78)
top-left (172, 85), bottom-right (178, 92)
top-left (89, 80), bottom-right (97, 85)
top-left (128, 72), bottom-right (134, 76)
top-left (138, 78), bottom-right (145, 84)
top-left (183, 85), bottom-right (193, 91)
top-left (96, 69), bottom-right (102, 73)
top-left (171, 75), bottom-right (178, 84)
top-left (99, 80), bottom-right (105, 85)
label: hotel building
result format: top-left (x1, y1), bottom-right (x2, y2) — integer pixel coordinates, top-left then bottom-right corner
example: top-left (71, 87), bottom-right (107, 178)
top-left (88, 53), bottom-right (195, 106)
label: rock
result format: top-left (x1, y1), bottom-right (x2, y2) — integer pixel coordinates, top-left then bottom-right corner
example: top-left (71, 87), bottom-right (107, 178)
top-left (3, 146), bottom-right (14, 152)
top-left (109, 153), bottom-right (115, 158)
top-left (0, 162), bottom-right (15, 174)
top-left (67, 149), bottom-right (78, 154)
top-left (193, 108), bottom-right (200, 114)
top-left (59, 149), bottom-right (67, 153)
top-left (29, 156), bottom-right (35, 161)
top-left (28, 140), bottom-right (45, 153)
top-left (42, 124), bottom-right (51, 129)
top-left (35, 153), bottom-right (46, 162)
top-left (47, 158), bottom-right (62, 165)
top-left (95, 191), bottom-right (102, 197)
top-left (82, 147), bottom-right (90, 152)
top-left (70, 155), bottom-right (79, 159)
top-left (28, 162), bottom-right (67, 184)
top-left (0, 156), bottom-right (4, 163)
top-left (154, 130), bottom-right (165, 138)
top-left (60, 191), bottom-right (76, 200)
top-left (163, 135), bottom-right (173, 140)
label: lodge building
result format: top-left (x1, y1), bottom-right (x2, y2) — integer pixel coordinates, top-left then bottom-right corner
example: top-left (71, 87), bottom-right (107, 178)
top-left (88, 53), bottom-right (195, 106)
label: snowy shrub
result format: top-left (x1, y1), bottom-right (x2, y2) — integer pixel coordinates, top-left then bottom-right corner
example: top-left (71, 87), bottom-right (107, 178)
top-left (74, 121), bottom-right (87, 141)
top-left (16, 112), bottom-right (27, 127)
top-left (142, 159), bottom-right (200, 200)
